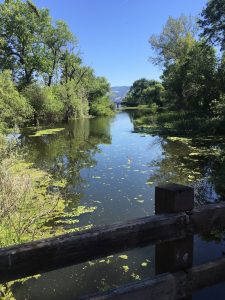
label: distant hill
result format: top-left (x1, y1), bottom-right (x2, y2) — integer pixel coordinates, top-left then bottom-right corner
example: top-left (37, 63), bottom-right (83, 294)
top-left (110, 86), bottom-right (130, 103)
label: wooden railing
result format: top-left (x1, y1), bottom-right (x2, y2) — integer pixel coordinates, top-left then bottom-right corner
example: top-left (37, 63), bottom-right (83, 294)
top-left (1, 183), bottom-right (225, 299)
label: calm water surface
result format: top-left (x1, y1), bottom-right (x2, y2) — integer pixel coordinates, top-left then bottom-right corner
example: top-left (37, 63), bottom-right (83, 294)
top-left (13, 111), bottom-right (225, 299)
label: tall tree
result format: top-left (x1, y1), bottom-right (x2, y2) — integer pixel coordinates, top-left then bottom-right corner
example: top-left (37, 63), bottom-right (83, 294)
top-left (142, 82), bottom-right (165, 106)
top-left (0, 70), bottom-right (32, 128)
top-left (199, 0), bottom-right (225, 49)
top-left (124, 79), bottom-right (164, 106)
top-left (60, 50), bottom-right (87, 85)
top-left (161, 41), bottom-right (218, 110)
top-left (44, 21), bottom-right (75, 86)
top-left (149, 15), bottom-right (198, 66)
top-left (218, 52), bottom-right (225, 93)
top-left (0, 0), bottom-right (51, 87)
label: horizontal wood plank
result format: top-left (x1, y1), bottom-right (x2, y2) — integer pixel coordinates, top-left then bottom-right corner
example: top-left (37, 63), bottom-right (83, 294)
top-left (82, 257), bottom-right (225, 300)
top-left (0, 212), bottom-right (189, 282)
top-left (1, 202), bottom-right (225, 283)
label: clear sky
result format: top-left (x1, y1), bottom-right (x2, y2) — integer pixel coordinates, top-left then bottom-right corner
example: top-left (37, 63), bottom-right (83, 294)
top-left (34, 0), bottom-right (207, 86)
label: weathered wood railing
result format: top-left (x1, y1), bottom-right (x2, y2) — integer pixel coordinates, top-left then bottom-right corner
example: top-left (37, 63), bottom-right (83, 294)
top-left (81, 257), bottom-right (225, 300)
top-left (1, 183), bottom-right (225, 299)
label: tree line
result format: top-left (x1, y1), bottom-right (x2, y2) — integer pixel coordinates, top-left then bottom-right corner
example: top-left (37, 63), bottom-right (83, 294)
top-left (123, 0), bottom-right (225, 133)
top-left (0, 0), bottom-right (114, 132)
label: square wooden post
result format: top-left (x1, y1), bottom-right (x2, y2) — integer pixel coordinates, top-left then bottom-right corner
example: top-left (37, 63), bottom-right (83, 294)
top-left (155, 183), bottom-right (194, 214)
top-left (155, 183), bottom-right (194, 299)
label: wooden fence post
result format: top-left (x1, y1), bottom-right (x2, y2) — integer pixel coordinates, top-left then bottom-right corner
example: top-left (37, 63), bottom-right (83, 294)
top-left (155, 183), bottom-right (194, 214)
top-left (155, 184), bottom-right (194, 299)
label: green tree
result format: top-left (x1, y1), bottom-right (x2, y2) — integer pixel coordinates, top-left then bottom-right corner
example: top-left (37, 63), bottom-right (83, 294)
top-left (161, 41), bottom-right (218, 110)
top-left (123, 79), bottom-right (164, 106)
top-left (60, 55), bottom-right (113, 116)
top-left (124, 78), bottom-right (152, 105)
top-left (149, 15), bottom-right (218, 112)
top-left (199, 0), bottom-right (225, 49)
top-left (142, 81), bottom-right (164, 106)
top-left (23, 84), bottom-right (64, 124)
top-left (87, 76), bottom-right (110, 103)
top-left (0, 0), bottom-right (114, 126)
top-left (89, 95), bottom-right (114, 116)
top-left (0, 0), bottom-right (51, 87)
top-left (149, 15), bottom-right (198, 66)
top-left (84, 76), bottom-right (113, 116)
top-left (60, 50), bottom-right (83, 84)
top-left (55, 80), bottom-right (89, 122)
top-left (0, 70), bottom-right (32, 128)
top-left (44, 21), bottom-right (75, 86)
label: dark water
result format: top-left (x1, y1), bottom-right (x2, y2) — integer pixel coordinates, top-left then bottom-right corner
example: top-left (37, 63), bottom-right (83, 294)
top-left (13, 111), bottom-right (225, 299)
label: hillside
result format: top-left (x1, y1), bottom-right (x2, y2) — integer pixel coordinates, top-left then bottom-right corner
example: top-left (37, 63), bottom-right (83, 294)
top-left (110, 86), bottom-right (130, 103)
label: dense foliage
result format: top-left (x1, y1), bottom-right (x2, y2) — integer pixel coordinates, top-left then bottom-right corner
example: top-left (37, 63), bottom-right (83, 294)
top-left (0, 70), bottom-right (32, 130)
top-left (199, 0), bottom-right (225, 49)
top-left (123, 79), bottom-right (164, 108)
top-left (1, 1), bottom-right (225, 298)
top-left (0, 0), bottom-right (114, 131)
top-left (129, 1), bottom-right (225, 134)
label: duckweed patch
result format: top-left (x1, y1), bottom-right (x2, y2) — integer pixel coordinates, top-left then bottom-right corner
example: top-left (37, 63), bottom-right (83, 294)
top-left (122, 265), bottom-right (129, 272)
top-left (29, 128), bottom-right (65, 137)
top-left (167, 136), bottom-right (192, 144)
top-left (118, 255), bottom-right (128, 260)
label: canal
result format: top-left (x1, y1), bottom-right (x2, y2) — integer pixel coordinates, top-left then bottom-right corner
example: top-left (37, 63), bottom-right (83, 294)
top-left (12, 110), bottom-right (225, 299)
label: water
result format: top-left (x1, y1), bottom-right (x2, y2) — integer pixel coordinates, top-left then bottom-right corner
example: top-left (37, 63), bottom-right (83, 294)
top-left (12, 111), bottom-right (225, 299)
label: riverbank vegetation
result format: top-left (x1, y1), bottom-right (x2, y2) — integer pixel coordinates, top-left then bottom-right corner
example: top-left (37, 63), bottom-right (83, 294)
top-left (1, 0), bottom-right (225, 298)
top-left (0, 0), bottom-right (113, 255)
top-left (0, 0), bottom-right (114, 255)
top-left (124, 0), bottom-right (225, 135)
top-left (0, 0), bottom-right (114, 133)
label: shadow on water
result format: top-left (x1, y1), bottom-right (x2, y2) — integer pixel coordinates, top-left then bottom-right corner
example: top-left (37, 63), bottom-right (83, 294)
top-left (4, 111), bottom-right (225, 299)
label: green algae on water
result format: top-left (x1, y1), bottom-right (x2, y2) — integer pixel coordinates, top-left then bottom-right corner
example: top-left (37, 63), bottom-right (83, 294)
top-left (29, 128), bottom-right (65, 137)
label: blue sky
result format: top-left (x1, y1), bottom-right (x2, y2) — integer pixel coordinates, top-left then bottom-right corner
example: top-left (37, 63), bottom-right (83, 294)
top-left (34, 0), bottom-right (206, 86)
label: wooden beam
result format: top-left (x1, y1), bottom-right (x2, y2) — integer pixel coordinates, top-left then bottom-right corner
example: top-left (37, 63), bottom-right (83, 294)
top-left (1, 202), bottom-right (225, 283)
top-left (0, 212), bottom-right (189, 283)
top-left (81, 273), bottom-right (186, 300)
top-left (81, 257), bottom-right (225, 300)
top-left (189, 202), bottom-right (225, 233)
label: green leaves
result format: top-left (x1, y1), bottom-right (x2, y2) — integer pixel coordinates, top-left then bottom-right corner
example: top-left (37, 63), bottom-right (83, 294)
top-left (0, 0), bottom-right (52, 86)
top-left (199, 0), bottom-right (225, 50)
top-left (0, 0), bottom-right (77, 87)
top-left (0, 70), bottom-right (32, 128)
top-left (149, 15), bottom-right (198, 66)
top-left (0, 0), bottom-right (112, 124)
top-left (123, 79), bottom-right (164, 107)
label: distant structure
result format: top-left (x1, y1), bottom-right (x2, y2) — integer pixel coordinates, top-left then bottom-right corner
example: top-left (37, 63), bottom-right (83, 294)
top-left (115, 102), bottom-right (120, 109)
top-left (110, 86), bottom-right (130, 107)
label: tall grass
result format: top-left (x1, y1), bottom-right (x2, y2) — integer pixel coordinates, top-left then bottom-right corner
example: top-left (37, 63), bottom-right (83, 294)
top-left (0, 139), bottom-right (66, 247)
top-left (134, 109), bottom-right (225, 135)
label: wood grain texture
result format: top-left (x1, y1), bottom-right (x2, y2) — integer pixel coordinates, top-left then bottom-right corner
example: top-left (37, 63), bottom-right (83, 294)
top-left (1, 202), bottom-right (225, 283)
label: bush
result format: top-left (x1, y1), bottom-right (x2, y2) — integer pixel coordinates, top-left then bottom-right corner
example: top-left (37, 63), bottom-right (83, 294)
top-left (149, 103), bottom-right (159, 114)
top-left (23, 84), bottom-right (64, 124)
top-left (0, 143), bottom-right (66, 247)
top-left (210, 96), bottom-right (225, 121)
top-left (89, 96), bottom-right (115, 116)
top-left (0, 70), bottom-right (32, 128)
top-left (55, 81), bottom-right (89, 121)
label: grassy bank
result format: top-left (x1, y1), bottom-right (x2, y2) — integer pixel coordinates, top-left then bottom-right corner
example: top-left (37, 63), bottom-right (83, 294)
top-left (133, 110), bottom-right (225, 136)
top-left (120, 105), bottom-right (151, 110)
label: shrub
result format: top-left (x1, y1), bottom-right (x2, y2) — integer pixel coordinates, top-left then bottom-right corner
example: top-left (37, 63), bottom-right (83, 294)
top-left (89, 96), bottom-right (115, 116)
top-left (23, 84), bottom-right (64, 124)
top-left (0, 70), bottom-right (32, 128)
top-left (55, 81), bottom-right (89, 121)
top-left (0, 140), bottom-right (66, 247)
